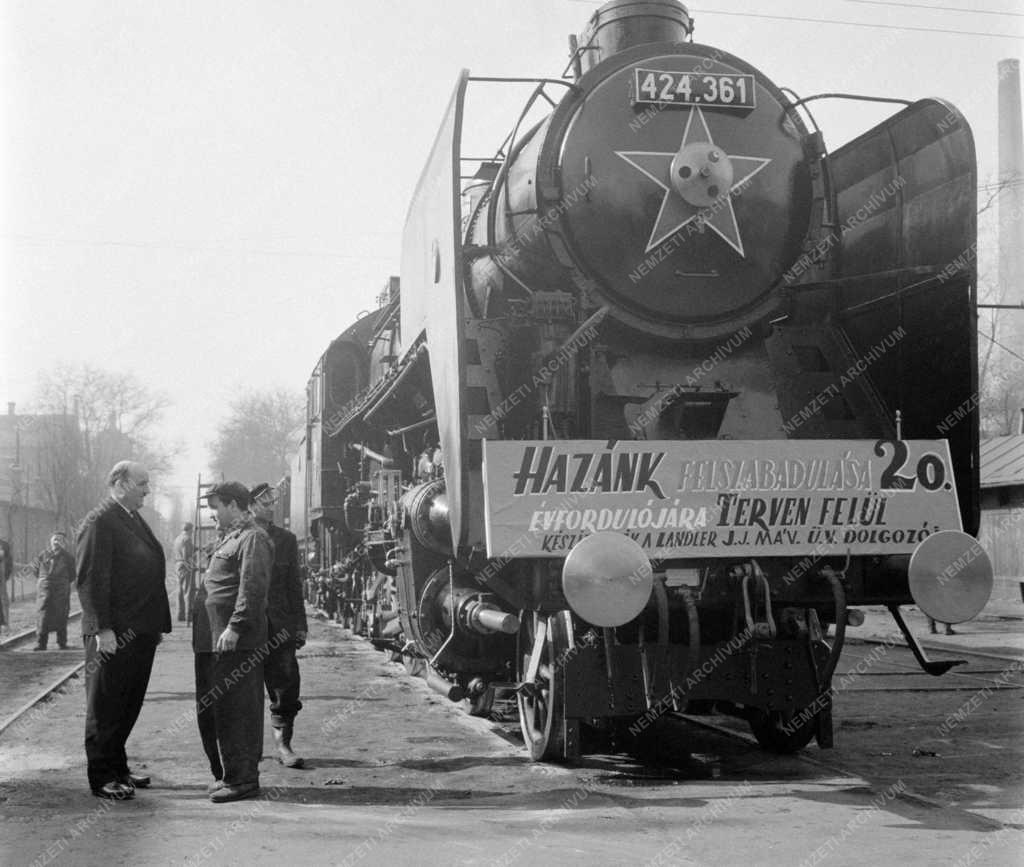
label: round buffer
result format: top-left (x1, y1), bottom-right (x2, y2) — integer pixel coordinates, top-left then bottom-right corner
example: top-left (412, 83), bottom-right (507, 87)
top-left (908, 530), bottom-right (993, 625)
top-left (561, 531), bottom-right (654, 627)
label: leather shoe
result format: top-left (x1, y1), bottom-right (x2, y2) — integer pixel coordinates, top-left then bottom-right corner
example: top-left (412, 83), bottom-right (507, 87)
top-left (209, 782), bottom-right (260, 803)
top-left (92, 781), bottom-right (135, 800)
top-left (120, 772), bottom-right (150, 788)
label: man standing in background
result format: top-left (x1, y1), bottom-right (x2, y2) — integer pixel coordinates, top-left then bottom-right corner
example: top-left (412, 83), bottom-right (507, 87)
top-left (31, 531), bottom-right (75, 650)
top-left (0, 536), bottom-right (13, 636)
top-left (173, 522), bottom-right (196, 623)
top-left (251, 482), bottom-right (307, 769)
top-left (76, 461), bottom-right (171, 800)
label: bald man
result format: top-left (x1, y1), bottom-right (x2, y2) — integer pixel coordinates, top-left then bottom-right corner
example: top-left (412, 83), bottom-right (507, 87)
top-left (76, 461), bottom-right (171, 800)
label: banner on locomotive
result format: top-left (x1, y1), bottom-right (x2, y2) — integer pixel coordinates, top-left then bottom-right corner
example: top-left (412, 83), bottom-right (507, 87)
top-left (482, 438), bottom-right (962, 558)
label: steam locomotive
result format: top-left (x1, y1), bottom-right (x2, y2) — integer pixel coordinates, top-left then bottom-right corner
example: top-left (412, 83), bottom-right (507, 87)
top-left (290, 0), bottom-right (993, 761)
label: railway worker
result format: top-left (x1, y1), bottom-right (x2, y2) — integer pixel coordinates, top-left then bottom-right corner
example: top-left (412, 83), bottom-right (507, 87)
top-left (193, 482), bottom-right (273, 803)
top-left (76, 461), bottom-right (171, 800)
top-left (0, 536), bottom-right (12, 636)
top-left (250, 482), bottom-right (308, 768)
top-left (173, 522), bottom-right (196, 623)
top-left (31, 532), bottom-right (75, 650)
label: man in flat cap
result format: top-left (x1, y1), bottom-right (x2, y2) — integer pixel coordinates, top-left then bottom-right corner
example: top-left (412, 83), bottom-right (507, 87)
top-left (76, 461), bottom-right (171, 800)
top-left (193, 482), bottom-right (272, 803)
top-left (173, 522), bottom-right (196, 623)
top-left (251, 482), bottom-right (307, 768)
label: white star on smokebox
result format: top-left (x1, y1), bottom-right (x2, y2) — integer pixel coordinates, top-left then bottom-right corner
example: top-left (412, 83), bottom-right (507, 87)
top-left (616, 107), bottom-right (772, 255)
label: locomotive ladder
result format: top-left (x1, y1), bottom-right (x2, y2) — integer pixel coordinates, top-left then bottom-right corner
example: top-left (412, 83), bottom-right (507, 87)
top-left (192, 474), bottom-right (222, 589)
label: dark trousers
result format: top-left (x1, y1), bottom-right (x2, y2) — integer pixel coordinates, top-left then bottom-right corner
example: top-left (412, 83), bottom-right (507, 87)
top-left (84, 632), bottom-right (159, 790)
top-left (36, 621), bottom-right (68, 648)
top-left (177, 567), bottom-right (194, 623)
top-left (264, 640), bottom-right (302, 728)
top-left (195, 651), bottom-right (265, 786)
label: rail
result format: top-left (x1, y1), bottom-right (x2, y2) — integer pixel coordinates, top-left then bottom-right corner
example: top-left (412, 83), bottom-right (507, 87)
top-left (0, 610), bottom-right (83, 651)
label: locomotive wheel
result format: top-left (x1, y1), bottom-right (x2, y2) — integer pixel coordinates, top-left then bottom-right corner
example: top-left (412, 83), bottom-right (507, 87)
top-left (747, 707), bottom-right (817, 753)
top-left (517, 610), bottom-right (573, 762)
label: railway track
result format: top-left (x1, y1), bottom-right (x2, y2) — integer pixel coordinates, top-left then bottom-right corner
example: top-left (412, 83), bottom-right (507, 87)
top-left (0, 609), bottom-right (83, 651)
top-left (0, 611), bottom-right (86, 738)
top-left (0, 660), bottom-right (85, 738)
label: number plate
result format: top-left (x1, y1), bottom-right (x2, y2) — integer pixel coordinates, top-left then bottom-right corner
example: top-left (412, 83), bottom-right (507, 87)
top-left (633, 68), bottom-right (756, 110)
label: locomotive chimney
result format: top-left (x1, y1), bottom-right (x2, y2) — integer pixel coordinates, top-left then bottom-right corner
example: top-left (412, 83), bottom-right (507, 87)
top-left (575, 0), bottom-right (693, 78)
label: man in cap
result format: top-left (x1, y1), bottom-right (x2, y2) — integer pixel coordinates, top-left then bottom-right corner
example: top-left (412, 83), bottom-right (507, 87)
top-left (31, 531), bottom-right (75, 650)
top-left (173, 522), bottom-right (196, 623)
top-left (193, 482), bottom-right (272, 803)
top-left (76, 461), bottom-right (171, 800)
top-left (250, 482), bottom-right (307, 768)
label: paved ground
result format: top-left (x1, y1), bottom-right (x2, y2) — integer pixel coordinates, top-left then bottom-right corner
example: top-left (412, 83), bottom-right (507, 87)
top-left (2, 603), bottom-right (1023, 867)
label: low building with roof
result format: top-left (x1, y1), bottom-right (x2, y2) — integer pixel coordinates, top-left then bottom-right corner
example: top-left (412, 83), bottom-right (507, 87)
top-left (977, 433), bottom-right (1024, 610)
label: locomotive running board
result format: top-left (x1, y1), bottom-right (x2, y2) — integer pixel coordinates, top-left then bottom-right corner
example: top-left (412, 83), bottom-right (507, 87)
top-left (886, 605), bottom-right (967, 676)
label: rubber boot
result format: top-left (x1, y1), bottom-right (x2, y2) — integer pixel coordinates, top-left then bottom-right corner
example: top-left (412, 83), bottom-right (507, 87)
top-left (273, 724), bottom-right (304, 768)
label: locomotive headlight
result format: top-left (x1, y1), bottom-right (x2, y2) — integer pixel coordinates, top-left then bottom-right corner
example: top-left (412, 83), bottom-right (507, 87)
top-left (561, 531), bottom-right (653, 627)
top-left (908, 531), bottom-right (993, 624)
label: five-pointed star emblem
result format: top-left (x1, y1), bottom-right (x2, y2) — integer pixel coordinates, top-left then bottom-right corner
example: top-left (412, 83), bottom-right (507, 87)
top-left (615, 107), bottom-right (772, 256)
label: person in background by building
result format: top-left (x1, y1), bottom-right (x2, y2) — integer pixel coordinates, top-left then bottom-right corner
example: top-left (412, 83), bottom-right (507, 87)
top-left (0, 536), bottom-right (13, 636)
top-left (193, 482), bottom-right (272, 803)
top-left (927, 616), bottom-right (955, 636)
top-left (76, 461), bottom-right (171, 800)
top-left (31, 532), bottom-right (75, 650)
top-left (173, 522), bottom-right (196, 623)
top-left (250, 482), bottom-right (307, 769)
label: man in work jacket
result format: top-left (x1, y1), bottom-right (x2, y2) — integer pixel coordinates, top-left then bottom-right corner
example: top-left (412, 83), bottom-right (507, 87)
top-left (193, 482), bottom-right (272, 804)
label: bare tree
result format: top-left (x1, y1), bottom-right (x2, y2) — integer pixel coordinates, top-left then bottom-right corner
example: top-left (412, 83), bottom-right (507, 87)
top-left (208, 388), bottom-right (304, 485)
top-left (976, 174), bottom-right (1024, 436)
top-left (31, 364), bottom-right (178, 523)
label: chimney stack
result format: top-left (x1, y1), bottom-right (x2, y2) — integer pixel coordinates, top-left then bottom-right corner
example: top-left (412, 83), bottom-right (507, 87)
top-left (998, 59), bottom-right (1024, 348)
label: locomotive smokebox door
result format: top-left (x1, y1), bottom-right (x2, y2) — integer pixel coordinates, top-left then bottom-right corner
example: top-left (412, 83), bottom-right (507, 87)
top-left (542, 43), bottom-right (814, 340)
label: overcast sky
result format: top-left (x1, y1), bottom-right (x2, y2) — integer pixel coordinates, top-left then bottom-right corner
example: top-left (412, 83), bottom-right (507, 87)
top-left (1, 0), bottom-right (1021, 511)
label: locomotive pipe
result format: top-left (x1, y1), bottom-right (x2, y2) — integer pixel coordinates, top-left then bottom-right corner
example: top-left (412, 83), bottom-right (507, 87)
top-left (817, 567), bottom-right (847, 692)
top-left (425, 668), bottom-right (466, 702)
top-left (349, 443), bottom-right (393, 466)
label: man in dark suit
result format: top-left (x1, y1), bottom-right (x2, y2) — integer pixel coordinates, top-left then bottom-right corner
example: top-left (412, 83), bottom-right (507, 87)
top-left (76, 461), bottom-right (171, 800)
